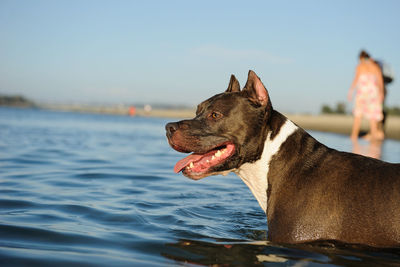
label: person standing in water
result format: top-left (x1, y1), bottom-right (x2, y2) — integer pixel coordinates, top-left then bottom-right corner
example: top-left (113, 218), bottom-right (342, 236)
top-left (348, 50), bottom-right (385, 140)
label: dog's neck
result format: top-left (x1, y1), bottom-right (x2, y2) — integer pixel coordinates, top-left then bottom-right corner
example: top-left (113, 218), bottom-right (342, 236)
top-left (235, 114), bottom-right (298, 213)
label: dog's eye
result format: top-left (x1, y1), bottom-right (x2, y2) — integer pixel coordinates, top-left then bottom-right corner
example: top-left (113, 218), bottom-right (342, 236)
top-left (210, 111), bottom-right (222, 120)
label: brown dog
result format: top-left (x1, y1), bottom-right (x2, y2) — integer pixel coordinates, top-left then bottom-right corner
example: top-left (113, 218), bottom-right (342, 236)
top-left (166, 70), bottom-right (400, 248)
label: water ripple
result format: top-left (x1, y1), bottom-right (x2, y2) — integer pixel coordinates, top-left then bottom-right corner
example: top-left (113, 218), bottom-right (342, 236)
top-left (1, 108), bottom-right (400, 266)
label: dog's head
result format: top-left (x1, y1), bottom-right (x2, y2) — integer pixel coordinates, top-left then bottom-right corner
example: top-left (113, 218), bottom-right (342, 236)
top-left (165, 70), bottom-right (273, 179)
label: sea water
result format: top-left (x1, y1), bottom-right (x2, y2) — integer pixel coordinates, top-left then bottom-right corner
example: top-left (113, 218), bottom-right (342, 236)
top-left (1, 107), bottom-right (400, 266)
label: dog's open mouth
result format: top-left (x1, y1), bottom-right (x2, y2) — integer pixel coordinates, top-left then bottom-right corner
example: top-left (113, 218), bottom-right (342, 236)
top-left (174, 142), bottom-right (235, 177)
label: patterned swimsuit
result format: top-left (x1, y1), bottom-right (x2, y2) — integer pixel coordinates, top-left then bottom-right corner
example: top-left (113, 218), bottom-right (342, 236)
top-left (353, 73), bottom-right (383, 121)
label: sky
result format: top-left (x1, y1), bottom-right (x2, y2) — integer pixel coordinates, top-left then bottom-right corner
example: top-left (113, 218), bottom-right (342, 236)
top-left (1, 0), bottom-right (399, 113)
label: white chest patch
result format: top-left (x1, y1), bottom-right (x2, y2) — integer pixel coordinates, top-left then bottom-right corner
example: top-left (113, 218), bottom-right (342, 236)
top-left (235, 119), bottom-right (298, 213)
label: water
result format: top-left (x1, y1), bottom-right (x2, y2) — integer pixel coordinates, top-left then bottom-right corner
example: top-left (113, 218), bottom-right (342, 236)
top-left (1, 107), bottom-right (400, 266)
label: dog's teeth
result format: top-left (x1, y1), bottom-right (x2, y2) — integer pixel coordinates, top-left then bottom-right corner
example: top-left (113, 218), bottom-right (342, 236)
top-left (215, 150), bottom-right (222, 157)
top-left (189, 162), bottom-right (194, 168)
top-left (211, 156), bottom-right (215, 160)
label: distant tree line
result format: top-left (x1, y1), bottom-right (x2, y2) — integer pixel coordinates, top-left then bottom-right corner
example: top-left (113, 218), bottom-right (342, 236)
top-left (0, 95), bottom-right (35, 107)
top-left (320, 102), bottom-right (347, 115)
top-left (321, 102), bottom-right (400, 116)
top-left (386, 106), bottom-right (400, 116)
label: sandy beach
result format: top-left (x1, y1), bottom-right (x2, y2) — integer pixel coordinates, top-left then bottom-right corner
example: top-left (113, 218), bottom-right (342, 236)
top-left (42, 104), bottom-right (400, 140)
top-left (286, 113), bottom-right (400, 140)
top-left (135, 108), bottom-right (400, 140)
top-left (144, 109), bottom-right (400, 141)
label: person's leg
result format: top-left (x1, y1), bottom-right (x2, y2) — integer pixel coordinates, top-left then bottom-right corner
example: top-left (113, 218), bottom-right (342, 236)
top-left (378, 109), bottom-right (386, 132)
top-left (351, 116), bottom-right (362, 140)
top-left (369, 119), bottom-right (384, 140)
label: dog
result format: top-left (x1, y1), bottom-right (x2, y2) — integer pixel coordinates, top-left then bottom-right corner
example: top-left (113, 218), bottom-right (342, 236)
top-left (165, 70), bottom-right (400, 248)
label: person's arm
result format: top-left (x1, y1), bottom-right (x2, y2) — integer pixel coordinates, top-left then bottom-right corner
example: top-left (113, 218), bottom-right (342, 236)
top-left (375, 65), bottom-right (385, 103)
top-left (348, 65), bottom-right (360, 101)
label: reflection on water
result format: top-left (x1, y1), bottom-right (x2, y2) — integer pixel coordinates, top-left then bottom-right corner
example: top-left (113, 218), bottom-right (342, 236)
top-left (352, 139), bottom-right (383, 159)
top-left (163, 239), bottom-right (400, 266)
top-left (310, 130), bottom-right (399, 164)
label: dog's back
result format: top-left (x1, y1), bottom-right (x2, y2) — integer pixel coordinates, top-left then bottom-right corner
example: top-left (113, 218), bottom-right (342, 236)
top-left (266, 119), bottom-right (400, 247)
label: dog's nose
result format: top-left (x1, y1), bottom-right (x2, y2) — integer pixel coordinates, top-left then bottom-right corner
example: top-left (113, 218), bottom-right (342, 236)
top-left (165, 122), bottom-right (179, 136)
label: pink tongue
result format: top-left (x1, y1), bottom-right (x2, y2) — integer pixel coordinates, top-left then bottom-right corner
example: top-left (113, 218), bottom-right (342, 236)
top-left (174, 153), bottom-right (203, 173)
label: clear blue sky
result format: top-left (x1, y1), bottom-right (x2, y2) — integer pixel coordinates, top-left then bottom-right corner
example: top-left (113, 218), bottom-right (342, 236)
top-left (1, 0), bottom-right (399, 113)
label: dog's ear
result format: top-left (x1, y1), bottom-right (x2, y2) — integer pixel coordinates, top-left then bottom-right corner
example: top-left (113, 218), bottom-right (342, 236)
top-left (225, 75), bottom-right (241, 93)
top-left (243, 70), bottom-right (270, 106)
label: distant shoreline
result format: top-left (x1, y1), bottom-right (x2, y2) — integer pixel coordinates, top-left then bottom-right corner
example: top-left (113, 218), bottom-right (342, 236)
top-left (4, 103), bottom-right (400, 140)
top-left (0, 95), bottom-right (35, 107)
top-left (286, 113), bottom-right (400, 141)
